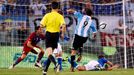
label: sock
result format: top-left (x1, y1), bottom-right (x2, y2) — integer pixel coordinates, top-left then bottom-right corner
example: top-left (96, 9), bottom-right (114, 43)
top-left (43, 58), bottom-right (51, 72)
top-left (43, 59), bottom-right (48, 66)
top-left (13, 57), bottom-right (23, 67)
top-left (49, 55), bottom-right (57, 66)
top-left (68, 58), bottom-right (78, 68)
top-left (78, 47), bottom-right (83, 56)
top-left (37, 52), bottom-right (44, 63)
top-left (71, 55), bottom-right (75, 68)
top-left (57, 57), bottom-right (62, 70)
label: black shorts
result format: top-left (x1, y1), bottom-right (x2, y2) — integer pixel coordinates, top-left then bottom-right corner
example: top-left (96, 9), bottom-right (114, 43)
top-left (45, 31), bottom-right (60, 49)
top-left (72, 34), bottom-right (88, 50)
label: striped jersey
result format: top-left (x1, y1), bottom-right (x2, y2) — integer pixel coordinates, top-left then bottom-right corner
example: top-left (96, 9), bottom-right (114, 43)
top-left (74, 11), bottom-right (97, 37)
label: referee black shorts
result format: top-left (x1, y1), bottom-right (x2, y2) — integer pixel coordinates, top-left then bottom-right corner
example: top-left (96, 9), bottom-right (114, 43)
top-left (45, 31), bottom-right (60, 50)
top-left (72, 34), bottom-right (88, 50)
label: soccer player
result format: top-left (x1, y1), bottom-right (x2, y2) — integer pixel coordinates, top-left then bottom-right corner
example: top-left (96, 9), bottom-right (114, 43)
top-left (53, 43), bottom-right (63, 71)
top-left (68, 55), bottom-right (119, 71)
top-left (43, 43), bottom-right (63, 72)
top-left (67, 8), bottom-right (97, 72)
top-left (9, 26), bottom-right (45, 69)
top-left (40, 1), bottom-right (66, 75)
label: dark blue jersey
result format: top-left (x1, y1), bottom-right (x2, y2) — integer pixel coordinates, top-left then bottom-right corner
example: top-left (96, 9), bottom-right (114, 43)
top-left (98, 58), bottom-right (108, 67)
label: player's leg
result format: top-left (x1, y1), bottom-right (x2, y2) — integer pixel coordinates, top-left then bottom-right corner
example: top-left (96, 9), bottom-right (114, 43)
top-left (68, 58), bottom-right (78, 68)
top-left (43, 47), bottom-right (53, 75)
top-left (36, 47), bottom-right (44, 63)
top-left (30, 48), bottom-right (44, 67)
top-left (57, 52), bottom-right (63, 71)
top-left (54, 43), bottom-right (63, 71)
top-left (77, 36), bottom-right (88, 62)
top-left (77, 47), bottom-right (83, 62)
top-left (68, 57), bottom-right (86, 71)
top-left (70, 49), bottom-right (77, 72)
top-left (70, 34), bottom-right (81, 72)
top-left (43, 58), bottom-right (51, 74)
top-left (43, 32), bottom-right (59, 75)
top-left (9, 50), bottom-right (28, 69)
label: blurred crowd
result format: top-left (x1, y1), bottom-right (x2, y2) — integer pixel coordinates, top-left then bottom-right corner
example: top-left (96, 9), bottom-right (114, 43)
top-left (0, 0), bottom-right (124, 16)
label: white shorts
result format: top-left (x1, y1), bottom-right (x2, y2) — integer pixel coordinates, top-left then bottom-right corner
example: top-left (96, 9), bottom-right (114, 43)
top-left (84, 60), bottom-right (99, 71)
top-left (53, 43), bottom-right (62, 54)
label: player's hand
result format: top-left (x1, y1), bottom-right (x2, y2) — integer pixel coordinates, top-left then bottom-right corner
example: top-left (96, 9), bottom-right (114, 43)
top-left (33, 47), bottom-right (40, 52)
top-left (60, 33), bottom-right (64, 40)
top-left (113, 64), bottom-right (120, 68)
top-left (67, 9), bottom-right (75, 13)
top-left (92, 33), bottom-right (97, 39)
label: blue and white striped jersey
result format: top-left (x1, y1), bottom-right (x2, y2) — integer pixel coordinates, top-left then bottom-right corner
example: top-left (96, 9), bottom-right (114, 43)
top-left (74, 11), bottom-right (97, 37)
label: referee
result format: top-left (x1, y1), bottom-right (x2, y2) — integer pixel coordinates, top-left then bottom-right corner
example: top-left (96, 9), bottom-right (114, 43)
top-left (40, 1), bottom-right (66, 75)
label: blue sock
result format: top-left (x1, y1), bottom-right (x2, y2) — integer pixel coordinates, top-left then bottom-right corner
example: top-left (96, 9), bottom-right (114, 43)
top-left (43, 58), bottom-right (48, 66)
top-left (57, 58), bottom-right (62, 71)
top-left (68, 58), bottom-right (78, 68)
top-left (43, 58), bottom-right (51, 72)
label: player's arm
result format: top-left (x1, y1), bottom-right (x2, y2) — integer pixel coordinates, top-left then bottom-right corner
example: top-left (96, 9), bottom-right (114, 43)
top-left (67, 9), bottom-right (75, 13)
top-left (27, 34), bottom-right (40, 51)
top-left (67, 9), bottom-right (82, 18)
top-left (90, 22), bottom-right (97, 39)
top-left (27, 40), bottom-right (34, 49)
top-left (60, 24), bottom-right (66, 40)
top-left (106, 61), bottom-right (119, 71)
top-left (60, 15), bottom-right (66, 40)
top-left (27, 40), bottom-right (40, 52)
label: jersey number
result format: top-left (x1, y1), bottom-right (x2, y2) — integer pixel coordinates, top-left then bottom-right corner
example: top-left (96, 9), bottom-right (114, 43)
top-left (83, 21), bottom-right (88, 28)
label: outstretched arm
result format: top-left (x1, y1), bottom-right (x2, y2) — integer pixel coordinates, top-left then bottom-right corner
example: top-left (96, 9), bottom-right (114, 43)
top-left (67, 9), bottom-right (75, 13)
top-left (106, 61), bottom-right (119, 71)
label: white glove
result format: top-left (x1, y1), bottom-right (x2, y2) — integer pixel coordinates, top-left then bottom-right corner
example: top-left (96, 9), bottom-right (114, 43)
top-left (33, 47), bottom-right (40, 53)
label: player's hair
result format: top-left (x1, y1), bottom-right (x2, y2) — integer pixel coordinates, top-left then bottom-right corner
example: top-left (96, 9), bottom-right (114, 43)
top-left (51, 1), bottom-right (60, 9)
top-left (35, 26), bottom-right (40, 31)
top-left (98, 55), bottom-right (105, 59)
top-left (85, 8), bottom-right (93, 16)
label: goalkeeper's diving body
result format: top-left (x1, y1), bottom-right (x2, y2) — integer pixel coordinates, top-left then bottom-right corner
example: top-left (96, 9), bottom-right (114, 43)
top-left (9, 26), bottom-right (45, 69)
top-left (68, 55), bottom-right (119, 71)
top-left (67, 8), bottom-right (97, 72)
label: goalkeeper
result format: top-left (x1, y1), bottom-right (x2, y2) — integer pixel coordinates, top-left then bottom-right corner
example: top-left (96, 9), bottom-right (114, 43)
top-left (68, 55), bottom-right (119, 71)
top-left (9, 26), bottom-right (45, 69)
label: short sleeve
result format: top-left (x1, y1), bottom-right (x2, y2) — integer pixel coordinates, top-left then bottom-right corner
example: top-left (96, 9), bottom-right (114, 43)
top-left (102, 58), bottom-right (108, 63)
top-left (90, 21), bottom-right (97, 33)
top-left (40, 14), bottom-right (47, 27)
top-left (28, 33), bottom-right (35, 42)
top-left (74, 11), bottom-right (82, 18)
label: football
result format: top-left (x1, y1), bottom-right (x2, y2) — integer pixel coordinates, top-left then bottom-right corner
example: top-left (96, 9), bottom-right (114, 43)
top-left (99, 22), bottom-right (107, 29)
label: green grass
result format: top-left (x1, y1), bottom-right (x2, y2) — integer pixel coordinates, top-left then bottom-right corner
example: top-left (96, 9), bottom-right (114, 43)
top-left (0, 68), bottom-right (134, 75)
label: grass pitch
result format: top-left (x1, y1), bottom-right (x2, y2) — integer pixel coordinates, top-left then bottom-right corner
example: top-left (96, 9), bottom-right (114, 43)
top-left (0, 68), bottom-right (134, 75)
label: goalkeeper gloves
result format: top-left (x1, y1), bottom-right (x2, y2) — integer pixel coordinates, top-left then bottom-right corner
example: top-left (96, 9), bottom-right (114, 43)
top-left (33, 47), bottom-right (40, 53)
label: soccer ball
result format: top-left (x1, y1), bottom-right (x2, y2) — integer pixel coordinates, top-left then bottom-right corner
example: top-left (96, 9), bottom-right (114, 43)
top-left (99, 22), bottom-right (107, 29)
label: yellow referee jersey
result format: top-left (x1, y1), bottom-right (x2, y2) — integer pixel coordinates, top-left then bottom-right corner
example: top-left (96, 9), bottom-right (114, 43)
top-left (40, 10), bottom-right (65, 33)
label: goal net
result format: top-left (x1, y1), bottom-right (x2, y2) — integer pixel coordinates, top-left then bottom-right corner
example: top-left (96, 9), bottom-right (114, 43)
top-left (0, 0), bottom-right (134, 68)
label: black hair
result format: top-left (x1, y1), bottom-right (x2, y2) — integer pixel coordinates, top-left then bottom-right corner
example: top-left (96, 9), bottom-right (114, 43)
top-left (51, 1), bottom-right (60, 9)
top-left (85, 8), bottom-right (93, 16)
top-left (35, 26), bottom-right (40, 31)
top-left (98, 55), bottom-right (105, 59)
